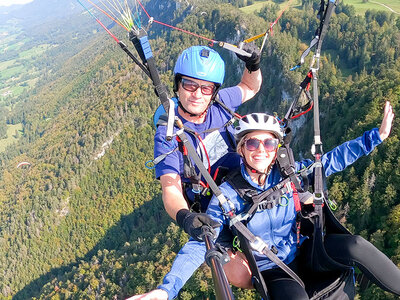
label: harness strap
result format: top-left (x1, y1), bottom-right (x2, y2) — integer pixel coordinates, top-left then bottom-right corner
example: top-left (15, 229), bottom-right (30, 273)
top-left (236, 232), bottom-right (270, 300)
top-left (154, 98), bottom-right (240, 192)
top-left (227, 168), bottom-right (304, 247)
top-left (174, 121), bottom-right (304, 288)
top-left (291, 182), bottom-right (302, 247)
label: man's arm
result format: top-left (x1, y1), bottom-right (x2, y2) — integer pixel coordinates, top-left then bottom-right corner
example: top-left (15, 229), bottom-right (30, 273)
top-left (237, 68), bottom-right (262, 103)
top-left (160, 173), bottom-right (220, 241)
top-left (160, 173), bottom-right (189, 221)
top-left (235, 42), bottom-right (262, 103)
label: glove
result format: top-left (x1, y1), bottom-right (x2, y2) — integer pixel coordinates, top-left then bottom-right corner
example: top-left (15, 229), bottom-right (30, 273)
top-left (176, 209), bottom-right (220, 242)
top-left (236, 42), bottom-right (261, 72)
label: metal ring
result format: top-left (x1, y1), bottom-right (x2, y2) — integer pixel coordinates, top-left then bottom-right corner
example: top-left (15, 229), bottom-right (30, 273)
top-left (279, 195), bottom-right (289, 207)
top-left (145, 160), bottom-right (155, 169)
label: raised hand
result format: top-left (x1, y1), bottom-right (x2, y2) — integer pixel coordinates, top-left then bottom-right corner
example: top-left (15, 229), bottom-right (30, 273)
top-left (236, 42), bottom-right (261, 72)
top-left (379, 101), bottom-right (394, 141)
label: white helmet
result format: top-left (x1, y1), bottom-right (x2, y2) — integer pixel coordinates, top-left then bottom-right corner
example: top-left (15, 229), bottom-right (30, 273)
top-left (234, 113), bottom-right (283, 142)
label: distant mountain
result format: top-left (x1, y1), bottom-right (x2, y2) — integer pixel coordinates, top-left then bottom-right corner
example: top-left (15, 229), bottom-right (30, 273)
top-left (0, 0), bottom-right (81, 27)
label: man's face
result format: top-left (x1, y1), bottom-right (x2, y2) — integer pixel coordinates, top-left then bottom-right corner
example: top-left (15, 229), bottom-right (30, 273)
top-left (177, 76), bottom-right (215, 116)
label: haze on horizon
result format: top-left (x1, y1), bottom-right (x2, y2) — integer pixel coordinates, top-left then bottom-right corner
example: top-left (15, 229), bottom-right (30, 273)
top-left (0, 0), bottom-right (34, 7)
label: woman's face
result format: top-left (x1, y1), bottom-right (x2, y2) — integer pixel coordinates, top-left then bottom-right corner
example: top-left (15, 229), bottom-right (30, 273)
top-left (239, 131), bottom-right (278, 173)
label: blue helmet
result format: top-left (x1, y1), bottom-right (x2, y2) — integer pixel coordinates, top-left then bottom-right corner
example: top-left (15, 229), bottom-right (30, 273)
top-left (174, 46), bottom-right (225, 85)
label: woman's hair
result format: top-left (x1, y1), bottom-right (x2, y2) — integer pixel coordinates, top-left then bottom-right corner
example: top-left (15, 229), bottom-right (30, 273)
top-left (236, 134), bottom-right (247, 155)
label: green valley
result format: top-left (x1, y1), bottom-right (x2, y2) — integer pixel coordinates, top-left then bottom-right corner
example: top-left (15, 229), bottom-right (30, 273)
top-left (0, 0), bottom-right (399, 299)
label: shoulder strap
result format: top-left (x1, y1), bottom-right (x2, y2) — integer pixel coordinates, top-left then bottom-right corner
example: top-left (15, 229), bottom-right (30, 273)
top-left (224, 169), bottom-right (258, 202)
top-left (276, 130), bottom-right (306, 192)
top-left (225, 169), bottom-right (296, 222)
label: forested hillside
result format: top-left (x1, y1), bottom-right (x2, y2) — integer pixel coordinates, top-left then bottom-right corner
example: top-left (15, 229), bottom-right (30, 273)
top-left (0, 0), bottom-right (399, 299)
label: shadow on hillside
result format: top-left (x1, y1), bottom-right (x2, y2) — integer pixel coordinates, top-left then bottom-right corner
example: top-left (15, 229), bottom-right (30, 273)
top-left (14, 195), bottom-right (171, 300)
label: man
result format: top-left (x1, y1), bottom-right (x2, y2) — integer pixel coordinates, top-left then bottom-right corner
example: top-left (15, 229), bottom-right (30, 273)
top-left (154, 44), bottom-right (261, 251)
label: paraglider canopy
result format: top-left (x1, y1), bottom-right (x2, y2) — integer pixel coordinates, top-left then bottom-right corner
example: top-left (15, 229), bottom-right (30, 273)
top-left (16, 162), bottom-right (31, 169)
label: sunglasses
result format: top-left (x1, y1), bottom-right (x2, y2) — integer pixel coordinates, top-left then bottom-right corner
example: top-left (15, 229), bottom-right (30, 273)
top-left (244, 138), bottom-right (279, 152)
top-left (181, 78), bottom-right (216, 96)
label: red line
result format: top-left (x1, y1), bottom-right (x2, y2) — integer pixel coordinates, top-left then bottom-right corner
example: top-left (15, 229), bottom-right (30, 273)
top-left (291, 101), bottom-right (314, 119)
top-left (153, 19), bottom-right (215, 43)
top-left (268, 0), bottom-right (293, 36)
top-left (96, 19), bottom-right (120, 43)
top-left (136, 0), bottom-right (150, 18)
top-left (136, 0), bottom-right (215, 43)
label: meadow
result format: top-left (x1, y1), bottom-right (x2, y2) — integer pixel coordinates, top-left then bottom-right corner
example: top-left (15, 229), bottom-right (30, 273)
top-left (240, 0), bottom-right (400, 15)
top-left (0, 123), bottom-right (23, 152)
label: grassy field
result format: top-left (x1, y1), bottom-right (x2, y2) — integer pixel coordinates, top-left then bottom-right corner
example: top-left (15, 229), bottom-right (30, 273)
top-left (0, 37), bottom-right (45, 98)
top-left (0, 59), bottom-right (15, 72)
top-left (342, 0), bottom-right (400, 15)
top-left (240, 0), bottom-right (400, 15)
top-left (0, 64), bottom-right (25, 80)
top-left (240, 0), bottom-right (301, 14)
top-left (18, 44), bottom-right (51, 59)
top-left (0, 123), bottom-right (23, 153)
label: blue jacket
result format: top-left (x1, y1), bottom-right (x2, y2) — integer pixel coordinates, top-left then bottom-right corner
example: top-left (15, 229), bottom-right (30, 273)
top-left (158, 128), bottom-right (382, 299)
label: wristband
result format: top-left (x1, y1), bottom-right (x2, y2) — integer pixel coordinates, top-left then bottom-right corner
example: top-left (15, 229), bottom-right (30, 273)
top-left (176, 208), bottom-right (190, 228)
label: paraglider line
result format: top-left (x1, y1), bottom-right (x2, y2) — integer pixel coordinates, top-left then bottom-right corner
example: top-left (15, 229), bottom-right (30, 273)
top-left (77, 0), bottom-right (120, 43)
top-left (85, 0), bottom-right (130, 32)
top-left (135, 0), bottom-right (215, 43)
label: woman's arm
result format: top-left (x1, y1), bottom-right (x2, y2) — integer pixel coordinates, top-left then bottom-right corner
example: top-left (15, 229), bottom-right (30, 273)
top-left (323, 102), bottom-right (394, 177)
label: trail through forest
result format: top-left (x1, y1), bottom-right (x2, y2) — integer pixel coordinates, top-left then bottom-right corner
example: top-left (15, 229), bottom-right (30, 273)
top-left (370, 1), bottom-right (400, 14)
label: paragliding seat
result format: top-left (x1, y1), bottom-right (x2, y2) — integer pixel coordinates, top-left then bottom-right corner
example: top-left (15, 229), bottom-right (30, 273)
top-left (235, 203), bottom-right (356, 300)
top-left (297, 204), bottom-right (356, 300)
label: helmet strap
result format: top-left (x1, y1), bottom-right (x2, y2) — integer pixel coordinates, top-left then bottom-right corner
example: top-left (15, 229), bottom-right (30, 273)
top-left (178, 100), bottom-right (207, 118)
top-left (241, 149), bottom-right (278, 186)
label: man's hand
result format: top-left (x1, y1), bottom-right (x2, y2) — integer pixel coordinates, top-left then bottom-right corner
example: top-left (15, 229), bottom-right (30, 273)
top-left (379, 101), bottom-right (394, 141)
top-left (236, 42), bottom-right (261, 72)
top-left (176, 209), bottom-right (220, 242)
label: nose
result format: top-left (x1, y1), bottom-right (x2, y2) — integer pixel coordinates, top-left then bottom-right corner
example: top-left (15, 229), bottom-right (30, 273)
top-left (192, 86), bottom-right (203, 98)
top-left (257, 142), bottom-right (267, 152)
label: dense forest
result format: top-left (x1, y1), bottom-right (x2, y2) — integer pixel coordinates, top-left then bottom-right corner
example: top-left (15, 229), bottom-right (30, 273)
top-left (0, 0), bottom-right (399, 299)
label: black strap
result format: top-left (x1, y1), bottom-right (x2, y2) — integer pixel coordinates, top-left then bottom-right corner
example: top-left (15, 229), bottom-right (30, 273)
top-left (225, 169), bottom-right (292, 220)
top-left (237, 232), bottom-right (270, 300)
top-left (276, 142), bottom-right (305, 193)
top-left (174, 124), bottom-right (305, 288)
top-left (130, 29), bottom-right (170, 120)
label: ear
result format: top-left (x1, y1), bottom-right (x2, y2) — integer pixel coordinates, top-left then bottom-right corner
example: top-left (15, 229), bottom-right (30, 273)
top-left (237, 145), bottom-right (244, 157)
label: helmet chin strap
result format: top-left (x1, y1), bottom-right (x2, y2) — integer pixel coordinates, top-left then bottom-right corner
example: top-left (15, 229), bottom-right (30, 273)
top-left (178, 100), bottom-right (207, 118)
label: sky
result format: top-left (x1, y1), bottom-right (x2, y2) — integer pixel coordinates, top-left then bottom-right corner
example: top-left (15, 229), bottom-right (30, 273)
top-left (0, 0), bottom-right (34, 6)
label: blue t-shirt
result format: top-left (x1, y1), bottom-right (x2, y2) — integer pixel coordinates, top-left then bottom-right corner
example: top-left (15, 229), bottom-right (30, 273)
top-left (153, 86), bottom-right (243, 210)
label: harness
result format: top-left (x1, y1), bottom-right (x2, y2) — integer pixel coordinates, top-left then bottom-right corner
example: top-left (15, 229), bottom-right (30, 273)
top-left (224, 138), bottom-right (307, 299)
top-left (152, 95), bottom-right (240, 212)
top-left (225, 170), bottom-right (300, 225)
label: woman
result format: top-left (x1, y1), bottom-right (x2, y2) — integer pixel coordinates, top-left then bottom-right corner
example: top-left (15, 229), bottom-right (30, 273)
top-left (129, 102), bottom-right (399, 300)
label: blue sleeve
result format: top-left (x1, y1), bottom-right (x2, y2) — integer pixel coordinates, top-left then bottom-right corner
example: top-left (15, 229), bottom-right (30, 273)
top-left (154, 125), bottom-right (181, 179)
top-left (322, 128), bottom-right (382, 177)
top-left (157, 196), bottom-right (227, 299)
top-left (157, 240), bottom-right (207, 300)
top-left (218, 86), bottom-right (242, 112)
